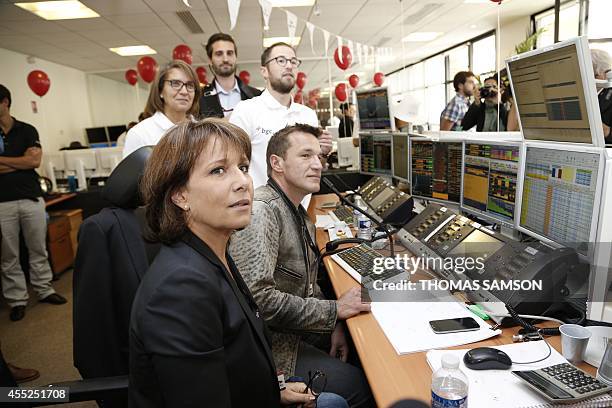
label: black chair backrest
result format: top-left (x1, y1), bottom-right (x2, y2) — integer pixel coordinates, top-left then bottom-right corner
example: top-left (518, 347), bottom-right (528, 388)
top-left (103, 146), bottom-right (160, 262)
top-left (73, 146), bottom-right (158, 390)
top-left (102, 146), bottom-right (153, 209)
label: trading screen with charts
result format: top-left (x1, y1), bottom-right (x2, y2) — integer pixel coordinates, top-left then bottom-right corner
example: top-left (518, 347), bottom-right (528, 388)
top-left (462, 143), bottom-right (520, 224)
top-left (520, 147), bottom-right (600, 254)
top-left (508, 44), bottom-right (592, 143)
top-left (392, 134), bottom-right (409, 181)
top-left (360, 134), bottom-right (392, 176)
top-left (411, 140), bottom-right (462, 203)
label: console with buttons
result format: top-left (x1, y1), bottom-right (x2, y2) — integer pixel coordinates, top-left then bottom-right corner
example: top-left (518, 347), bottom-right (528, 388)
top-left (398, 203), bottom-right (580, 318)
top-left (357, 176), bottom-right (414, 227)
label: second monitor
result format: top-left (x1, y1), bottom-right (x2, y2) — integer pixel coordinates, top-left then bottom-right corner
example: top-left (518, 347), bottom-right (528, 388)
top-left (461, 142), bottom-right (521, 227)
top-left (360, 133), bottom-right (392, 176)
top-left (410, 138), bottom-right (462, 203)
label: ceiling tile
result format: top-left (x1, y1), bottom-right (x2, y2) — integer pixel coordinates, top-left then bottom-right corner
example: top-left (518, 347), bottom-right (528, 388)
top-left (56, 17), bottom-right (118, 31)
top-left (80, 29), bottom-right (136, 46)
top-left (0, 3), bottom-right (40, 21)
top-left (110, 13), bottom-right (166, 29)
top-left (80, 0), bottom-right (151, 16)
top-left (2, 19), bottom-right (67, 35)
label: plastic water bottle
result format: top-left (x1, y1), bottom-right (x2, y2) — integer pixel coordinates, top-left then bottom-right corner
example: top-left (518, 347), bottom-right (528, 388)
top-left (355, 198), bottom-right (372, 241)
top-left (352, 195), bottom-right (363, 228)
top-left (431, 354), bottom-right (468, 408)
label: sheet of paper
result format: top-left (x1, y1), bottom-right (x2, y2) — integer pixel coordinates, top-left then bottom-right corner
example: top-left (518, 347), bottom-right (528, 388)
top-left (315, 214), bottom-right (334, 229)
top-left (371, 301), bottom-right (501, 355)
top-left (427, 343), bottom-right (612, 408)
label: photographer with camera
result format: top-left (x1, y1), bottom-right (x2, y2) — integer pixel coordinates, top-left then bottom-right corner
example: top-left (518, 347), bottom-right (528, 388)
top-left (461, 75), bottom-right (518, 132)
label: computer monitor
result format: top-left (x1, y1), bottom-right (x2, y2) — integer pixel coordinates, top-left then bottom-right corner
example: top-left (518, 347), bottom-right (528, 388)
top-left (460, 141), bottom-right (522, 227)
top-left (355, 87), bottom-right (394, 131)
top-left (392, 133), bottom-right (409, 182)
top-left (516, 142), bottom-right (604, 256)
top-left (359, 133), bottom-right (392, 176)
top-left (410, 137), bottom-right (463, 203)
top-left (107, 125), bottom-right (127, 143)
top-left (337, 137), bottom-right (359, 169)
top-left (43, 152), bottom-right (65, 192)
top-left (506, 36), bottom-right (604, 146)
top-left (326, 126), bottom-right (339, 143)
top-left (85, 127), bottom-right (109, 147)
top-left (95, 146), bottom-right (123, 176)
top-left (63, 150), bottom-right (97, 191)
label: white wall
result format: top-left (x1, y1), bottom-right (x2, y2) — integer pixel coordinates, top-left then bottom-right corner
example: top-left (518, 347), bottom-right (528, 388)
top-left (1, 47), bottom-right (149, 154)
top-left (86, 74), bottom-right (148, 127)
top-left (1, 47), bottom-right (92, 153)
top-left (499, 16), bottom-right (532, 62)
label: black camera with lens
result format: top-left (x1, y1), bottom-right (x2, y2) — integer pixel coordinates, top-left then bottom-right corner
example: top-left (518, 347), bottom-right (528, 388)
top-left (480, 85), bottom-right (498, 99)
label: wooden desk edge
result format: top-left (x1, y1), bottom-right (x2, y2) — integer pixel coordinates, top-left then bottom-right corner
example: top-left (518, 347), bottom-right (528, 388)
top-left (44, 193), bottom-right (77, 208)
top-left (308, 193), bottom-right (596, 407)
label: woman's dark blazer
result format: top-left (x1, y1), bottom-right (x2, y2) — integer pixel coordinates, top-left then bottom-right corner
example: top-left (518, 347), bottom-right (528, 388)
top-left (128, 230), bottom-right (280, 407)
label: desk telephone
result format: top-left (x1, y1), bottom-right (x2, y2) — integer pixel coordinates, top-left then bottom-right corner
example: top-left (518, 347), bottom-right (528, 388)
top-left (399, 203), bottom-right (585, 320)
top-left (356, 176), bottom-right (414, 227)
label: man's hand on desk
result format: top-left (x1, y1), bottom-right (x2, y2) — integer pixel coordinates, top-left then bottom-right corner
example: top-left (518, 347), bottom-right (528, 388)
top-left (337, 287), bottom-right (371, 320)
top-left (329, 322), bottom-right (349, 362)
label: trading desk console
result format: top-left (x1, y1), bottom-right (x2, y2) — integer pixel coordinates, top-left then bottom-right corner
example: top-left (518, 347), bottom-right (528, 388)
top-left (398, 203), bottom-right (583, 320)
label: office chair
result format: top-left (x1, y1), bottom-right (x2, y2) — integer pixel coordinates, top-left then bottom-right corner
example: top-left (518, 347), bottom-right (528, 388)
top-left (70, 146), bottom-right (155, 406)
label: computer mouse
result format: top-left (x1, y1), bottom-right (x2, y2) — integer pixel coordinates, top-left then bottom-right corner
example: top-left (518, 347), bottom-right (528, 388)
top-left (463, 347), bottom-right (512, 370)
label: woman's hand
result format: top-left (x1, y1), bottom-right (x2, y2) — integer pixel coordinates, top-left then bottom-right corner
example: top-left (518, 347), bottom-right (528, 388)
top-left (280, 382), bottom-right (316, 407)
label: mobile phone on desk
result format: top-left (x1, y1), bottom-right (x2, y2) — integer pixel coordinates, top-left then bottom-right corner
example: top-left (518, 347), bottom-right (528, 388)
top-left (429, 317), bottom-right (480, 334)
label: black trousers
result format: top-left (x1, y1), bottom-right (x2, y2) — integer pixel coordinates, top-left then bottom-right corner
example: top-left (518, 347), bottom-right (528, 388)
top-left (295, 341), bottom-right (375, 408)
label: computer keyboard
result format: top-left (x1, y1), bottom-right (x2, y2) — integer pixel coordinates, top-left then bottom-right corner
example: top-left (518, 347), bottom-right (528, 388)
top-left (330, 206), bottom-right (354, 224)
top-left (331, 244), bottom-right (405, 284)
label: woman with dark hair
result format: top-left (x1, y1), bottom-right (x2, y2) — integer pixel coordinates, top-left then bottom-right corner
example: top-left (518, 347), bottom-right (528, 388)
top-left (122, 60), bottom-right (202, 158)
top-left (129, 118), bottom-right (347, 407)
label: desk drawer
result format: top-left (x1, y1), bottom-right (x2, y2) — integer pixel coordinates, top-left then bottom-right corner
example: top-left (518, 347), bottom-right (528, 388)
top-left (48, 234), bottom-right (73, 273)
top-left (48, 216), bottom-right (70, 241)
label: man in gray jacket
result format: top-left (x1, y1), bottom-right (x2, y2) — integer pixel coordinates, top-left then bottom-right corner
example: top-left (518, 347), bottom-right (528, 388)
top-left (230, 124), bottom-right (374, 408)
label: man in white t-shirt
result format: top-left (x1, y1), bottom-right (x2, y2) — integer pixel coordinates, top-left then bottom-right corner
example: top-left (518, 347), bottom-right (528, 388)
top-left (230, 42), bottom-right (332, 190)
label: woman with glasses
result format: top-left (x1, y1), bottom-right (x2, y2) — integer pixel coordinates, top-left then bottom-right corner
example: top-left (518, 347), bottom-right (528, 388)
top-left (129, 118), bottom-right (348, 408)
top-left (122, 60), bottom-right (201, 158)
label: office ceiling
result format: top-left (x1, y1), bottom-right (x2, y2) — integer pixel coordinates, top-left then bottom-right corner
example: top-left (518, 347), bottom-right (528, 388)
top-left (0, 0), bottom-right (554, 92)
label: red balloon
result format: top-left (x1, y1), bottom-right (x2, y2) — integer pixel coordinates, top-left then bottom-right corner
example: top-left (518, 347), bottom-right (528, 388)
top-left (373, 72), bottom-right (385, 87)
top-left (137, 56), bottom-right (157, 83)
top-left (125, 69), bottom-right (138, 86)
top-left (27, 70), bottom-right (50, 97)
top-left (196, 66), bottom-right (207, 84)
top-left (172, 44), bottom-right (192, 65)
top-left (348, 74), bottom-right (359, 88)
top-left (489, 0), bottom-right (503, 3)
top-left (238, 70), bottom-right (251, 86)
top-left (294, 91), bottom-right (303, 103)
top-left (335, 83), bottom-right (348, 102)
top-left (334, 46), bottom-right (352, 70)
top-left (296, 72), bottom-right (307, 90)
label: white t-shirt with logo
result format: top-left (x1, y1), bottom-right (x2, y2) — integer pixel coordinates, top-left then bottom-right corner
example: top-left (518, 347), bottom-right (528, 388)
top-left (122, 111), bottom-right (175, 158)
top-left (230, 89), bottom-right (319, 190)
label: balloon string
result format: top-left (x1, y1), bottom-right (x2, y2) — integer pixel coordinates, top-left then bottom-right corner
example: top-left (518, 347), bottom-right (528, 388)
top-left (400, 0), bottom-right (407, 95)
top-left (497, 2), bottom-right (501, 132)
